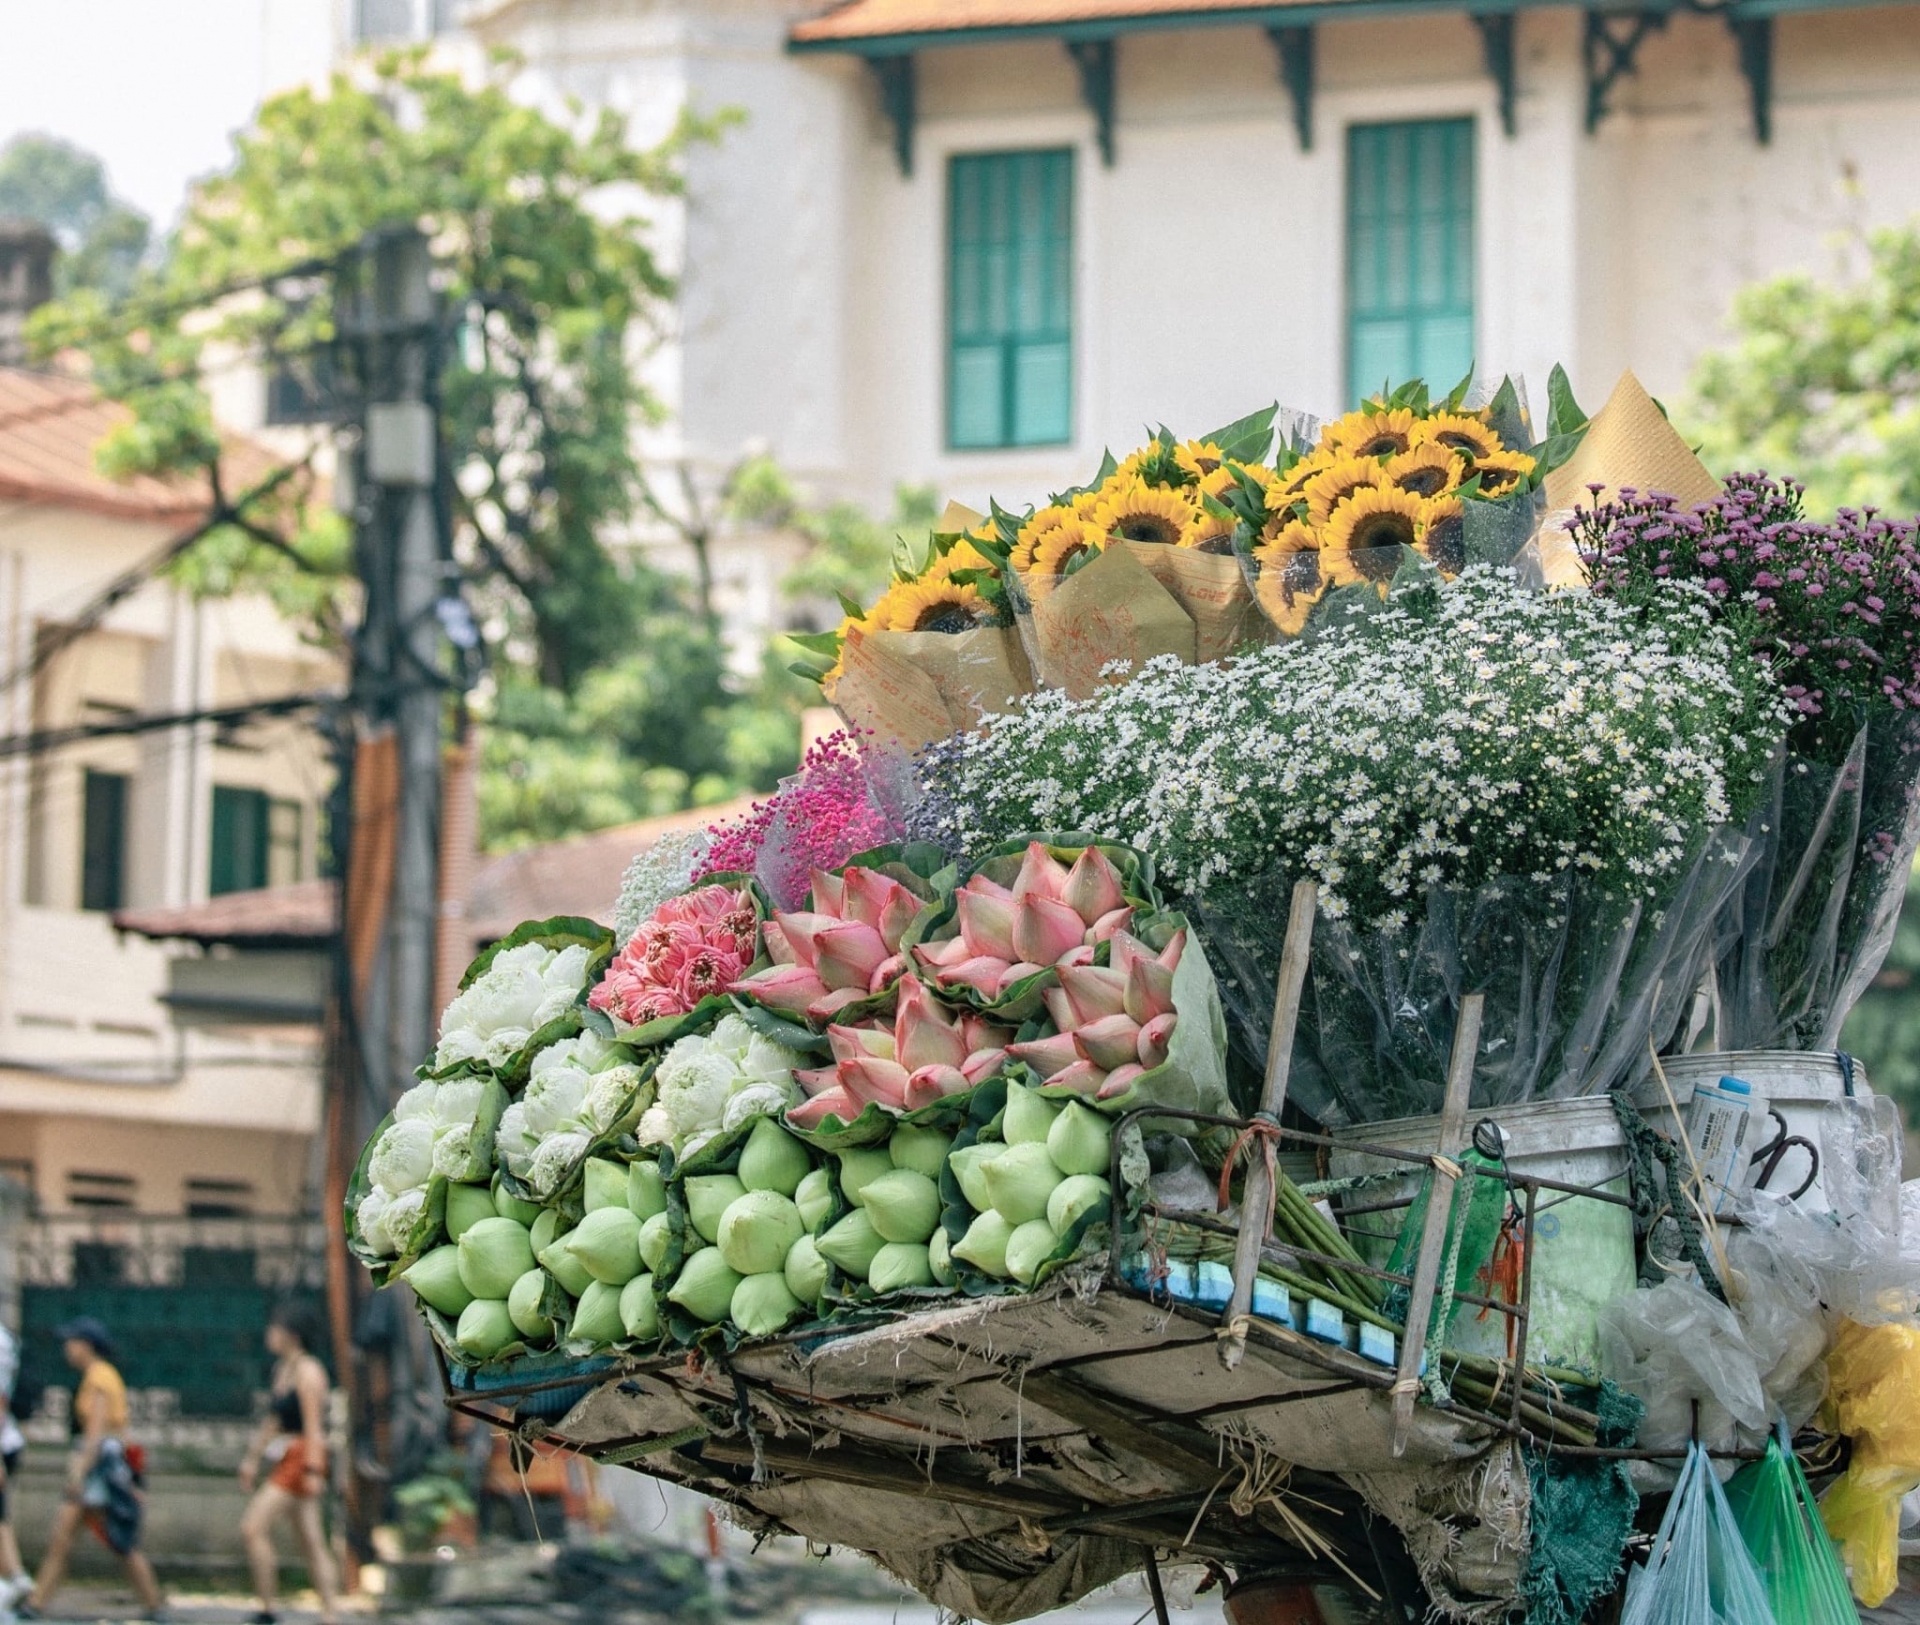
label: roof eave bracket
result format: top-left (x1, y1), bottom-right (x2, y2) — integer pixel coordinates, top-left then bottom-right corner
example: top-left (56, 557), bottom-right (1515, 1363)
top-left (1266, 24), bottom-right (1315, 152)
top-left (1067, 39), bottom-right (1117, 166)
top-left (1728, 13), bottom-right (1772, 144)
top-left (1583, 9), bottom-right (1667, 133)
top-left (867, 54), bottom-right (916, 176)
top-left (1472, 14), bottom-right (1518, 137)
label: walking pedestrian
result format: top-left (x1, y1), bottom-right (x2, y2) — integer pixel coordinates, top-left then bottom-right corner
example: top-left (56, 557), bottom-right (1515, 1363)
top-left (18, 1318), bottom-right (163, 1620)
top-left (0, 1320), bottom-right (33, 1610)
top-left (237, 1306), bottom-right (338, 1625)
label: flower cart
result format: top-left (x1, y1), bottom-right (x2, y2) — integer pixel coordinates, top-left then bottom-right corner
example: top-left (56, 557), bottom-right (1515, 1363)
top-left (354, 373), bottom-right (1920, 1624)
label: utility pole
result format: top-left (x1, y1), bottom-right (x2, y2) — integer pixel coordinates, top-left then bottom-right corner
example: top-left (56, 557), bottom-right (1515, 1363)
top-left (330, 225), bottom-right (448, 1551)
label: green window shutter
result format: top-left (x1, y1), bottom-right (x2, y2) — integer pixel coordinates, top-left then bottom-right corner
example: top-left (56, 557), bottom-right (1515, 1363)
top-left (1346, 118), bottom-right (1475, 404)
top-left (80, 770), bottom-right (128, 912)
top-left (948, 149), bottom-right (1074, 450)
top-left (210, 785), bottom-right (271, 896)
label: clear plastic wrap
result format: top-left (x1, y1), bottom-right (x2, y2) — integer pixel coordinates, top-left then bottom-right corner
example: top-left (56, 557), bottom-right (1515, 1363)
top-left (1619, 1444), bottom-right (1780, 1625)
top-left (1193, 836), bottom-right (1754, 1124)
top-left (1711, 714), bottom-right (1920, 1049)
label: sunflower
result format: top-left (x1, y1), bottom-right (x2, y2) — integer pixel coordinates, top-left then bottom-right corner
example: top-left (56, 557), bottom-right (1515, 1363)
top-left (1252, 521), bottom-right (1327, 635)
top-left (1093, 480), bottom-right (1195, 547)
top-left (1175, 439), bottom-right (1226, 482)
top-left (1271, 451), bottom-right (1329, 506)
top-left (1383, 441), bottom-right (1463, 500)
top-left (871, 577), bottom-right (997, 635)
top-left (1417, 412), bottom-right (1504, 466)
top-left (1010, 505), bottom-right (1075, 572)
top-left (1414, 493), bottom-right (1467, 576)
top-left (1023, 518), bottom-right (1106, 596)
top-left (1199, 463), bottom-right (1256, 504)
top-left (1321, 406), bottom-right (1420, 460)
top-left (1179, 502), bottom-right (1237, 553)
top-left (1320, 486), bottom-right (1427, 586)
top-left (1467, 450), bottom-right (1537, 498)
top-left (1303, 457), bottom-right (1388, 526)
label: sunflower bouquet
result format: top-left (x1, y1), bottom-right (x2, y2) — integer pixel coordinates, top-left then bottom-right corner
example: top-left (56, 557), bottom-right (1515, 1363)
top-left (798, 505), bottom-right (1034, 753)
top-left (1224, 378), bottom-right (1540, 637)
top-left (993, 407), bottom-right (1287, 696)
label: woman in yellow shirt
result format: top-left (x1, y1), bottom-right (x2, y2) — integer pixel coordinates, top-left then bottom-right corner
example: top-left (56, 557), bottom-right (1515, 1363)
top-left (20, 1318), bottom-right (163, 1619)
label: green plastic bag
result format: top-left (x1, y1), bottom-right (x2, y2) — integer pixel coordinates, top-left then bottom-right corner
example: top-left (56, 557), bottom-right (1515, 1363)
top-left (1620, 1442), bottom-right (1778, 1625)
top-left (1725, 1422), bottom-right (1856, 1625)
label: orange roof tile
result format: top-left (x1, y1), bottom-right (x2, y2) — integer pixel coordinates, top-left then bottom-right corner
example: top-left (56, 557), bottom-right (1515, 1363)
top-left (0, 366), bottom-right (282, 523)
top-left (791, 0), bottom-right (1317, 45)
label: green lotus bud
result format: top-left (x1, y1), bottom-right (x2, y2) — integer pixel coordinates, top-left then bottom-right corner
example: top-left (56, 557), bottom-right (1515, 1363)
top-left (794, 1168), bottom-right (834, 1234)
top-left (1002, 1080), bottom-right (1059, 1146)
top-left (638, 1211), bottom-right (674, 1275)
top-left (446, 1182), bottom-right (496, 1242)
top-left (582, 1157), bottom-right (627, 1213)
top-left (816, 1209), bottom-right (885, 1281)
top-left (529, 1207), bottom-right (563, 1257)
top-left (538, 1232), bottom-right (594, 1297)
top-left (507, 1269), bottom-right (554, 1341)
top-left (1005, 1219), bottom-right (1059, 1286)
top-left (888, 1125), bottom-right (954, 1180)
top-left (566, 1205), bottom-right (643, 1286)
top-left (738, 1119), bottom-right (812, 1197)
top-left (627, 1160), bottom-right (668, 1221)
top-left (1046, 1102), bottom-right (1113, 1178)
top-left (784, 1234), bottom-right (829, 1305)
top-left (947, 1143), bottom-right (995, 1213)
top-left (951, 1211), bottom-right (1015, 1278)
top-left (731, 1272), bottom-right (803, 1338)
top-left (457, 1217), bottom-right (536, 1300)
top-left (1047, 1174), bottom-right (1112, 1237)
top-left (619, 1274), bottom-right (660, 1342)
top-left (982, 1142), bottom-right (1064, 1226)
top-left (685, 1174), bottom-right (747, 1242)
top-left (717, 1190), bottom-right (804, 1276)
top-left (492, 1173), bottom-right (541, 1226)
top-left (869, 1242), bottom-right (935, 1295)
top-left (929, 1226), bottom-right (955, 1287)
top-left (836, 1146), bottom-right (895, 1208)
top-left (455, 1298), bottom-right (518, 1362)
top-left (402, 1245), bottom-right (474, 1318)
top-left (861, 1169), bottom-right (942, 1245)
top-left (668, 1246), bottom-right (743, 1324)
top-left (571, 1279), bottom-right (626, 1347)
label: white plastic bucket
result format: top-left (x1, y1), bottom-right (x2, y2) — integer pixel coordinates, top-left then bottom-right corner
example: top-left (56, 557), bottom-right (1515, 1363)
top-left (1330, 1096), bottom-right (1636, 1374)
top-left (1634, 1051), bottom-right (1884, 1220)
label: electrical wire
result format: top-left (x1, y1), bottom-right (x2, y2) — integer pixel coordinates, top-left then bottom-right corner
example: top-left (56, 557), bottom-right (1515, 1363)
top-left (0, 690), bottom-right (338, 762)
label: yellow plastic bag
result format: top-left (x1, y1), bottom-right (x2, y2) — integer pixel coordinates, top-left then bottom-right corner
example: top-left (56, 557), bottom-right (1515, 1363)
top-left (1819, 1319), bottom-right (1920, 1605)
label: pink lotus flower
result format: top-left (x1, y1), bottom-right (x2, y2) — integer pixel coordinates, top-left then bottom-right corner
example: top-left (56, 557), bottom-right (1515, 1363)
top-left (961, 1048), bottom-right (1009, 1085)
top-left (841, 867), bottom-right (922, 949)
top-left (905, 1065), bottom-right (970, 1109)
top-left (1063, 846), bottom-right (1126, 925)
top-left (956, 886), bottom-right (1018, 961)
top-left (1137, 1013), bottom-right (1177, 1069)
top-left (1011, 842), bottom-right (1070, 906)
top-left (840, 1053), bottom-right (912, 1110)
top-left (733, 866), bottom-right (925, 1020)
top-left (1045, 1059), bottom-right (1108, 1097)
top-left (931, 956), bottom-right (1013, 1000)
top-left (1013, 895), bottom-right (1088, 967)
top-left (1098, 1062), bottom-right (1147, 1100)
top-left (895, 979), bottom-right (968, 1072)
top-left (1008, 1032), bottom-right (1081, 1079)
top-left (1072, 1012), bottom-right (1144, 1071)
top-left (1052, 965), bottom-right (1128, 1026)
top-left (959, 1012), bottom-right (1013, 1054)
top-left (788, 1085), bottom-right (861, 1130)
top-left (814, 921), bottom-right (891, 993)
top-left (732, 962), bottom-right (831, 1016)
top-left (592, 883), bottom-right (757, 1027)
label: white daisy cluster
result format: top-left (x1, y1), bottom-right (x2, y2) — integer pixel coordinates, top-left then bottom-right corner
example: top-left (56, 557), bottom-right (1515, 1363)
top-left (922, 568), bottom-right (1784, 927)
top-left (612, 829), bottom-right (710, 948)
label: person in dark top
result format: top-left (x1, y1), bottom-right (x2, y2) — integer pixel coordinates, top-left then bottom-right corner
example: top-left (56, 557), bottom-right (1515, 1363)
top-left (237, 1305), bottom-right (338, 1625)
top-left (21, 1318), bottom-right (162, 1619)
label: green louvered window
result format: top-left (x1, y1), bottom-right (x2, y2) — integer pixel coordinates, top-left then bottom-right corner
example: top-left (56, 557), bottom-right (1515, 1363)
top-left (1346, 119), bottom-right (1476, 403)
top-left (947, 150), bottom-right (1074, 451)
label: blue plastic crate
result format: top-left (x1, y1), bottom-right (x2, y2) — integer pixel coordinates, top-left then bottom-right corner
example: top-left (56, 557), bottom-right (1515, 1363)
top-left (445, 1350), bottom-right (618, 1420)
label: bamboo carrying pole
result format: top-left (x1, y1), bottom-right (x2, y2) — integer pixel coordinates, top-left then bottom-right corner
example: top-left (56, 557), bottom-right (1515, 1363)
top-left (1218, 879), bottom-right (1319, 1371)
top-left (1389, 992), bottom-right (1483, 1454)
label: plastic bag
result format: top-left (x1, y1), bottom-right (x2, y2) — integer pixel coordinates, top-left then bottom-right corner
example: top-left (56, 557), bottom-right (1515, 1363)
top-left (1724, 1423), bottom-right (1856, 1625)
top-left (1599, 1276), bottom-right (1768, 1458)
top-left (1820, 1318), bottom-right (1920, 1606)
top-left (1620, 1442), bottom-right (1779, 1625)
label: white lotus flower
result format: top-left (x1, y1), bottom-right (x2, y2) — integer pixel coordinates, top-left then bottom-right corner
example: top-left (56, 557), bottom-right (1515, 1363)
top-left (721, 1077), bottom-right (798, 1133)
top-left (528, 1130), bottom-right (592, 1196)
top-left (355, 1189), bottom-right (395, 1256)
top-left (369, 1119), bottom-right (434, 1195)
top-left (522, 1068), bottom-right (590, 1138)
top-left (433, 941), bottom-right (593, 1072)
top-left (431, 1123), bottom-right (474, 1179)
top-left (393, 1082), bottom-right (436, 1122)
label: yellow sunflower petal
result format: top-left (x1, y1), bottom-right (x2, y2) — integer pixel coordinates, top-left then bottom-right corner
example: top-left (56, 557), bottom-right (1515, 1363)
top-left (1303, 457), bottom-right (1390, 526)
top-left (1321, 406), bottom-right (1419, 460)
top-left (1416, 411), bottom-right (1505, 465)
top-left (1383, 441), bottom-right (1463, 500)
top-left (1010, 505), bottom-right (1075, 572)
top-left (1179, 505), bottom-right (1237, 553)
top-left (1468, 450), bottom-right (1537, 498)
top-left (1321, 486), bottom-right (1427, 588)
top-left (873, 578), bottom-right (997, 634)
top-left (1174, 439), bottom-right (1226, 482)
top-left (1092, 479), bottom-right (1195, 548)
top-left (1251, 520), bottom-right (1327, 635)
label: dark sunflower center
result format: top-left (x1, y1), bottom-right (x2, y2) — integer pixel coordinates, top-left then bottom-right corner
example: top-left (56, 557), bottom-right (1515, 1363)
top-left (1043, 542), bottom-right (1090, 576)
top-left (1348, 513), bottom-right (1416, 575)
top-left (1190, 454), bottom-right (1220, 475)
top-left (916, 602), bottom-right (982, 633)
top-left (1116, 514), bottom-right (1182, 545)
top-left (1478, 467), bottom-right (1520, 495)
top-left (1423, 512), bottom-right (1466, 575)
top-left (1355, 432), bottom-right (1410, 458)
top-left (1434, 431), bottom-right (1487, 461)
top-left (1395, 467), bottom-right (1453, 498)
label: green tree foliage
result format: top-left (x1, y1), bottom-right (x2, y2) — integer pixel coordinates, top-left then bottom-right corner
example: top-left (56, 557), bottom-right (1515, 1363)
top-left (0, 133), bottom-right (152, 297)
top-left (1686, 223), bottom-right (1920, 515)
top-left (27, 52), bottom-right (816, 851)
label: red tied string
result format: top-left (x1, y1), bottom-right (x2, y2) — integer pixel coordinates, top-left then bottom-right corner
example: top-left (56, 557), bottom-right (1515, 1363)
top-left (1476, 1208), bottom-right (1529, 1361)
top-left (1216, 1115), bottom-right (1284, 1240)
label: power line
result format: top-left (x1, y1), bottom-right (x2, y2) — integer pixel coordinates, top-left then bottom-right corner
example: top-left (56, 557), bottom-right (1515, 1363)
top-left (0, 690), bottom-right (336, 761)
